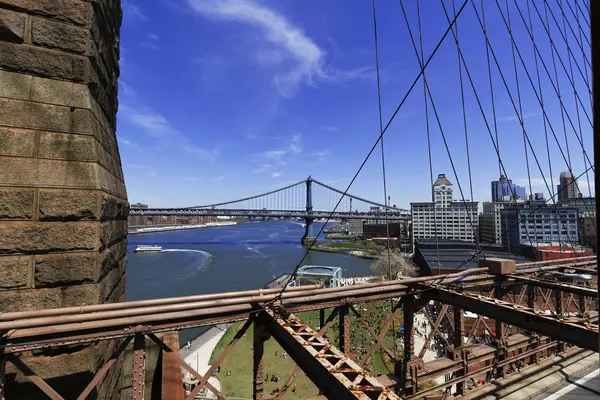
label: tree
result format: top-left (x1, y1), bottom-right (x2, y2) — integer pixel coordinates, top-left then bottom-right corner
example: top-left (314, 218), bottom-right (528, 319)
top-left (370, 251), bottom-right (417, 280)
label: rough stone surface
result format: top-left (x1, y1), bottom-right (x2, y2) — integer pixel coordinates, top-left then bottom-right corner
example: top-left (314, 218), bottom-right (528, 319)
top-left (0, 69), bottom-right (31, 100)
top-left (38, 190), bottom-right (98, 221)
top-left (0, 255), bottom-right (30, 288)
top-left (0, 127), bottom-right (35, 157)
top-left (35, 253), bottom-right (98, 286)
top-left (37, 132), bottom-right (96, 162)
top-left (101, 193), bottom-right (129, 220)
top-left (0, 157), bottom-right (98, 189)
top-left (0, 0), bottom-right (90, 26)
top-left (0, 98), bottom-right (92, 134)
top-left (0, 41), bottom-right (87, 82)
top-left (99, 220), bottom-right (127, 249)
top-left (0, 283), bottom-right (103, 311)
top-left (99, 240), bottom-right (127, 277)
top-left (0, 188), bottom-right (34, 219)
top-left (0, 222), bottom-right (97, 254)
top-left (31, 17), bottom-right (88, 54)
top-left (28, 75), bottom-right (90, 108)
top-left (0, 8), bottom-right (25, 43)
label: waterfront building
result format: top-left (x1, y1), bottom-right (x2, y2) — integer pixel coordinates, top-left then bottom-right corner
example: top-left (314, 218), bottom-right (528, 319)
top-left (491, 175), bottom-right (526, 202)
top-left (411, 174), bottom-right (479, 242)
top-left (501, 204), bottom-right (579, 250)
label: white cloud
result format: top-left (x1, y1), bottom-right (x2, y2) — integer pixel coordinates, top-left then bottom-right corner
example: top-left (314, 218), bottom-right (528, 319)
top-left (126, 164), bottom-right (158, 177)
top-left (321, 125), bottom-right (338, 133)
top-left (271, 172), bottom-right (281, 178)
top-left (183, 145), bottom-right (219, 163)
top-left (123, 1), bottom-right (147, 21)
top-left (120, 105), bottom-right (176, 138)
top-left (260, 133), bottom-right (302, 162)
top-left (142, 33), bottom-right (160, 50)
top-left (498, 112), bottom-right (542, 123)
top-left (214, 175), bottom-right (225, 181)
top-left (187, 0), bottom-right (371, 97)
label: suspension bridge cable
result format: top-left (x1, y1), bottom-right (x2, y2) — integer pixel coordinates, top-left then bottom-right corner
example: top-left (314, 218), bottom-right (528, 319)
top-left (490, 0), bottom-right (581, 251)
top-left (400, 0), bottom-right (483, 256)
top-left (513, 0), bottom-right (596, 173)
top-left (371, 0), bottom-right (396, 362)
top-left (555, 0), bottom-right (592, 71)
top-left (504, 0), bottom-right (540, 257)
top-left (415, 0), bottom-right (440, 273)
top-left (572, 0), bottom-right (593, 109)
top-left (574, 0), bottom-right (591, 29)
top-left (454, 0), bottom-right (478, 247)
top-left (184, 180), bottom-right (306, 209)
top-left (545, 0), bottom-right (592, 92)
top-left (530, 1), bottom-right (593, 127)
top-left (510, 0), bottom-right (597, 223)
top-left (311, 180), bottom-right (408, 212)
top-left (265, 0), bottom-right (472, 307)
top-left (428, 0), bottom-right (575, 284)
top-left (558, 0), bottom-right (595, 206)
top-left (526, 0), bottom-right (555, 204)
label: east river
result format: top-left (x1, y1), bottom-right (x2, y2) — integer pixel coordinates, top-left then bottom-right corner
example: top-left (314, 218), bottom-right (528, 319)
top-left (126, 220), bottom-right (373, 343)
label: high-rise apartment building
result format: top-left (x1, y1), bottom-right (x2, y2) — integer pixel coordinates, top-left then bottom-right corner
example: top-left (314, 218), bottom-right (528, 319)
top-left (479, 202), bottom-right (506, 245)
top-left (411, 174), bottom-right (479, 242)
top-left (491, 175), bottom-right (526, 202)
top-left (557, 171), bottom-right (581, 201)
top-left (501, 204), bottom-right (579, 249)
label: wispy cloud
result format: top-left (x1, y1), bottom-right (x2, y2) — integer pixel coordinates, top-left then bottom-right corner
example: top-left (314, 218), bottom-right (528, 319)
top-left (261, 133), bottom-right (302, 162)
top-left (498, 112), bottom-right (542, 123)
top-left (271, 172), bottom-right (281, 178)
top-left (123, 1), bottom-right (147, 21)
top-left (183, 145), bottom-right (219, 163)
top-left (321, 125), bottom-right (338, 133)
top-left (142, 33), bottom-right (160, 50)
top-left (126, 164), bottom-right (158, 177)
top-left (187, 0), bottom-right (372, 97)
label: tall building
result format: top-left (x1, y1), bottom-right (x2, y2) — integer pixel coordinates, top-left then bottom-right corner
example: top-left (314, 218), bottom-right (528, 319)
top-left (501, 204), bottom-right (579, 249)
top-left (557, 171), bottom-right (581, 201)
top-left (411, 174), bottom-right (479, 242)
top-left (479, 202), bottom-right (506, 245)
top-left (491, 175), bottom-right (526, 202)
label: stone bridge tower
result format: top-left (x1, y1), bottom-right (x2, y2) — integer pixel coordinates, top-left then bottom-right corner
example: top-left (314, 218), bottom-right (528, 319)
top-left (0, 0), bottom-right (127, 397)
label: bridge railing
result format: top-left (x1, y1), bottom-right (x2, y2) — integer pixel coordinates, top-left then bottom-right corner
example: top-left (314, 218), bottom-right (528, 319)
top-left (0, 257), bottom-right (596, 399)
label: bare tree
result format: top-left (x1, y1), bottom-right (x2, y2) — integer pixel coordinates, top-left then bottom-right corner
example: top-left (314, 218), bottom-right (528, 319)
top-left (370, 251), bottom-right (417, 280)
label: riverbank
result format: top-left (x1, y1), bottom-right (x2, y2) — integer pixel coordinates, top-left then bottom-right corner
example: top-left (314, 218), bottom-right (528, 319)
top-left (312, 242), bottom-right (380, 259)
top-left (128, 221), bottom-right (237, 234)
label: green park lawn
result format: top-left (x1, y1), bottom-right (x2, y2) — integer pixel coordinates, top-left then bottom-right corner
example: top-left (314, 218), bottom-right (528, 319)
top-left (323, 241), bottom-right (378, 250)
top-left (209, 302), bottom-right (403, 399)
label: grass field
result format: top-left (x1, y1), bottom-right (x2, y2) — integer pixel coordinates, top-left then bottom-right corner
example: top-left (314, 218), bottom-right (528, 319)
top-left (209, 302), bottom-right (403, 398)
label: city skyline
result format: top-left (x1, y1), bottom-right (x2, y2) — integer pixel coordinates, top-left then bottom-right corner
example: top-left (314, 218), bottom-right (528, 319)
top-left (117, 0), bottom-right (594, 208)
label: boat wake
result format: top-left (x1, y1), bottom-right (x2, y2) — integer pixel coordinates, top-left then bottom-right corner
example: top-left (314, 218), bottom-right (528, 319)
top-left (162, 249), bottom-right (212, 257)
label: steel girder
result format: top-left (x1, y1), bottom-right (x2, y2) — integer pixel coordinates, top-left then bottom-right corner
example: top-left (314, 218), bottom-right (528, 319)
top-left (260, 310), bottom-right (401, 400)
top-left (423, 287), bottom-right (599, 352)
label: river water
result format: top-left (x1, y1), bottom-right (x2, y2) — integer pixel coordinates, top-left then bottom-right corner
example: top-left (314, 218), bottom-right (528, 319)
top-left (126, 221), bottom-right (373, 343)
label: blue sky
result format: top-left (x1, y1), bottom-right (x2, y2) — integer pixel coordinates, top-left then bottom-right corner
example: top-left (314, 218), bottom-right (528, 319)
top-left (117, 0), bottom-right (594, 209)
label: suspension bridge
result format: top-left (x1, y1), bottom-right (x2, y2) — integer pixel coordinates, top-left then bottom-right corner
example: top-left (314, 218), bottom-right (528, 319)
top-left (129, 177), bottom-right (411, 242)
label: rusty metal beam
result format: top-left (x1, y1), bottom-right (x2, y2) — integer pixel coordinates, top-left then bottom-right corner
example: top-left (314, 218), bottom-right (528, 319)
top-left (5, 355), bottom-right (64, 400)
top-left (188, 319), bottom-right (253, 400)
top-left (146, 333), bottom-right (227, 400)
top-left (77, 337), bottom-right (132, 400)
top-left (132, 335), bottom-right (145, 400)
top-left (260, 310), bottom-right (401, 399)
top-left (425, 288), bottom-right (599, 352)
top-left (510, 276), bottom-right (598, 297)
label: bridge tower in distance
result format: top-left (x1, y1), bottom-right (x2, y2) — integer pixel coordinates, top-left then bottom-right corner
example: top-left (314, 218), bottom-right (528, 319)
top-left (302, 176), bottom-right (317, 247)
